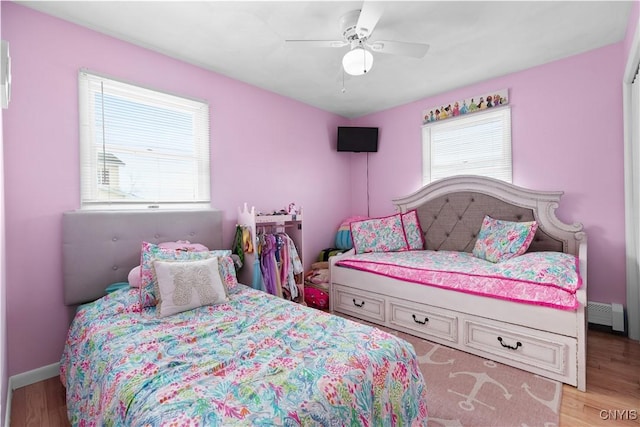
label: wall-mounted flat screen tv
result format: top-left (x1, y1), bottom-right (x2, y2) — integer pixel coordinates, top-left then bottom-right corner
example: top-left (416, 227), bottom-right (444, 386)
top-left (337, 126), bottom-right (379, 152)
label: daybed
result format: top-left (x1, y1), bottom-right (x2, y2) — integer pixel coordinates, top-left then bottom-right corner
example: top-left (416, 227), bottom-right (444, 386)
top-left (330, 175), bottom-right (587, 391)
top-left (60, 210), bottom-right (428, 425)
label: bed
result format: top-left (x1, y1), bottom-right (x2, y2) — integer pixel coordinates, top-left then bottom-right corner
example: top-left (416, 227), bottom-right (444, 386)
top-left (329, 175), bottom-right (588, 391)
top-left (60, 210), bottom-right (428, 425)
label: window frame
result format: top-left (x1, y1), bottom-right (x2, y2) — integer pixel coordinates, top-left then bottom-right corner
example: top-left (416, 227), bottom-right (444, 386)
top-left (78, 70), bottom-right (211, 210)
top-left (421, 106), bottom-right (512, 185)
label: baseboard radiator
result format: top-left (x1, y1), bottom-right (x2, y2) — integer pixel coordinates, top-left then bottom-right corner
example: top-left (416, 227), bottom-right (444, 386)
top-left (587, 301), bottom-right (625, 332)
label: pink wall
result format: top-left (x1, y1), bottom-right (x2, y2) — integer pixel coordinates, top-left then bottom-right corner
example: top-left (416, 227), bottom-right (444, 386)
top-left (0, 1), bottom-right (7, 421)
top-left (352, 43), bottom-right (627, 307)
top-left (2, 3), bottom-right (351, 376)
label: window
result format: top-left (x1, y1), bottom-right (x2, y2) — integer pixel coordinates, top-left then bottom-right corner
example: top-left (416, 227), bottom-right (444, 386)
top-left (79, 70), bottom-right (210, 209)
top-left (422, 107), bottom-right (511, 185)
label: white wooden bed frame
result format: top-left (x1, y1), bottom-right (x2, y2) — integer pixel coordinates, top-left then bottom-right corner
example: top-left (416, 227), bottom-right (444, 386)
top-left (330, 176), bottom-right (587, 391)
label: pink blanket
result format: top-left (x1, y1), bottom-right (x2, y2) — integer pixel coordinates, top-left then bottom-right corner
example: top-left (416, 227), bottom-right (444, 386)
top-left (335, 250), bottom-right (582, 309)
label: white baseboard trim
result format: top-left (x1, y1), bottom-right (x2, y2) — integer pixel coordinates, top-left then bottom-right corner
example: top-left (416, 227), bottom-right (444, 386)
top-left (3, 363), bottom-right (61, 427)
top-left (4, 377), bottom-right (12, 427)
top-left (9, 362), bottom-right (59, 390)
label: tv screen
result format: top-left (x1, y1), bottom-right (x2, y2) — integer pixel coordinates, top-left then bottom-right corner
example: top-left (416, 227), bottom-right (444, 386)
top-left (337, 127), bottom-right (379, 152)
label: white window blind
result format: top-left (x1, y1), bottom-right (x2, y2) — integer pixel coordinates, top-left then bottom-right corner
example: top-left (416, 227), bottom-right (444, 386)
top-left (79, 70), bottom-right (210, 209)
top-left (422, 107), bottom-right (511, 185)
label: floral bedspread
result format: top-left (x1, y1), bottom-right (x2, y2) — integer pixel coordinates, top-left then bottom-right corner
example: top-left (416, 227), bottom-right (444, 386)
top-left (335, 251), bottom-right (582, 309)
top-left (60, 286), bottom-right (428, 426)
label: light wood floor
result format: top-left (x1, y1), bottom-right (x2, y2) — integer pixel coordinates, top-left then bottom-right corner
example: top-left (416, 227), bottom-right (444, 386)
top-left (9, 329), bottom-right (640, 426)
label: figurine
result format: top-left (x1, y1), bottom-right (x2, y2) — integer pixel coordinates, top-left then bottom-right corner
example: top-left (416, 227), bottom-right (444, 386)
top-left (288, 203), bottom-right (299, 216)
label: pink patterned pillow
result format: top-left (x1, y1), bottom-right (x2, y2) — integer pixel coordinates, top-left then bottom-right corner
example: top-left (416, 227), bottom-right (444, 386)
top-left (350, 213), bottom-right (409, 254)
top-left (401, 210), bottom-right (425, 250)
top-left (139, 242), bottom-right (233, 308)
top-left (472, 216), bottom-right (538, 263)
top-left (217, 256), bottom-right (239, 291)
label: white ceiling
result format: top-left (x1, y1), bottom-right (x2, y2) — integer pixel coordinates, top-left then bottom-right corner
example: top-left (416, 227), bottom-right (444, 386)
top-left (17, 1), bottom-right (633, 118)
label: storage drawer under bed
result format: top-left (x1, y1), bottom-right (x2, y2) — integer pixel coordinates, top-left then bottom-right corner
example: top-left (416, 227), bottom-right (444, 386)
top-left (332, 285), bottom-right (385, 322)
top-left (462, 315), bottom-right (577, 379)
top-left (389, 299), bottom-right (458, 343)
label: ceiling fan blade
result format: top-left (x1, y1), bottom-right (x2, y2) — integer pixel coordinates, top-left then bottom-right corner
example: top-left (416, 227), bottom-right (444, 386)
top-left (285, 40), bottom-right (348, 48)
top-left (356, 2), bottom-right (384, 39)
top-left (367, 40), bottom-right (430, 58)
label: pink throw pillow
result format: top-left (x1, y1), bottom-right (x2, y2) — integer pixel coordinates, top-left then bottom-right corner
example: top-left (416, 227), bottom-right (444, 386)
top-left (158, 240), bottom-right (209, 252)
top-left (128, 265), bottom-right (142, 288)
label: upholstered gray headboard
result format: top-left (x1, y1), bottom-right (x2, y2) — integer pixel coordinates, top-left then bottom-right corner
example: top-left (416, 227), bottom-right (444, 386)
top-left (414, 191), bottom-right (563, 253)
top-left (62, 209), bottom-right (223, 306)
top-left (393, 175), bottom-right (586, 257)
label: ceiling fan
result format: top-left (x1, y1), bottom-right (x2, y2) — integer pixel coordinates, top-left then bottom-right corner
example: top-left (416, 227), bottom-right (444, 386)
top-left (285, 2), bottom-right (430, 76)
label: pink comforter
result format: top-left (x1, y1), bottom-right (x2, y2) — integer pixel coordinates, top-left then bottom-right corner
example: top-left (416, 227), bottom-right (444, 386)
top-left (335, 251), bottom-right (582, 309)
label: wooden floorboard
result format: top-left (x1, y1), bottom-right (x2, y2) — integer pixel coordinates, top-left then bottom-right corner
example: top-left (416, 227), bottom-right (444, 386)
top-left (559, 330), bottom-right (640, 427)
top-left (9, 329), bottom-right (640, 426)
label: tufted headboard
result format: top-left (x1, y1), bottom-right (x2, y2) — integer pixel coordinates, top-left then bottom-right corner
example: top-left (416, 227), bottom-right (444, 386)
top-left (393, 175), bottom-right (586, 257)
top-left (62, 209), bottom-right (223, 306)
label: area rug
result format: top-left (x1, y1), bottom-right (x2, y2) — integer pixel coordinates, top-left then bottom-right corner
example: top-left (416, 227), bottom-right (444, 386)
top-left (341, 315), bottom-right (562, 427)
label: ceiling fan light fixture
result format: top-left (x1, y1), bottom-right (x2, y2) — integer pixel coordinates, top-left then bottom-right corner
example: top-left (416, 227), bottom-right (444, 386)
top-left (342, 47), bottom-right (373, 76)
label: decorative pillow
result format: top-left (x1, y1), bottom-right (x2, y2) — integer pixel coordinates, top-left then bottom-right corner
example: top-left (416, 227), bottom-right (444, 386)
top-left (128, 265), bottom-right (142, 288)
top-left (158, 240), bottom-right (209, 252)
top-left (350, 213), bottom-right (409, 254)
top-left (139, 241), bottom-right (232, 308)
top-left (154, 257), bottom-right (229, 318)
top-left (401, 210), bottom-right (425, 250)
top-left (152, 258), bottom-right (238, 300)
top-left (335, 216), bottom-right (369, 250)
top-left (217, 255), bottom-right (239, 292)
top-left (472, 216), bottom-right (538, 263)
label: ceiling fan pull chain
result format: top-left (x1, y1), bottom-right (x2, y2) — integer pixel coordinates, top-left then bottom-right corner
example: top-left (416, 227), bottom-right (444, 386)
top-left (363, 47), bottom-right (367, 74)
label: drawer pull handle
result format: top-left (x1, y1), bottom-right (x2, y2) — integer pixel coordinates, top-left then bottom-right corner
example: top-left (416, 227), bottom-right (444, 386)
top-left (412, 314), bottom-right (429, 325)
top-left (497, 337), bottom-right (522, 351)
top-left (352, 299), bottom-right (365, 308)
